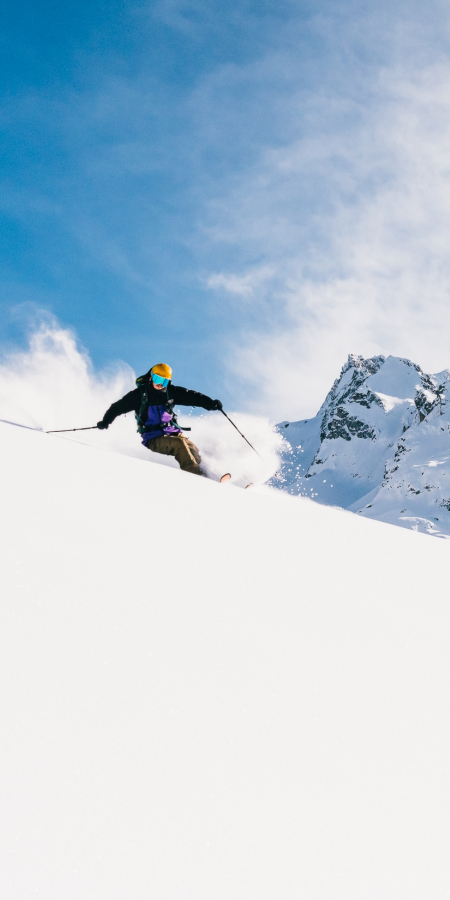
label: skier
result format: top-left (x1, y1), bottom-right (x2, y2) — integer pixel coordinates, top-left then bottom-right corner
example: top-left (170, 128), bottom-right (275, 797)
top-left (97, 363), bottom-right (223, 477)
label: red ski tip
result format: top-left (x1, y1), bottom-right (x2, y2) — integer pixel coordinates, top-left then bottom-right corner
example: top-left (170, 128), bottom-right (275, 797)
top-left (220, 473), bottom-right (231, 483)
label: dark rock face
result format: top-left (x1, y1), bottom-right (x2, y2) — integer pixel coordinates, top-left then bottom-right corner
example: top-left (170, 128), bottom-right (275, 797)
top-left (414, 382), bottom-right (444, 421)
top-left (318, 355), bottom-right (385, 445)
top-left (322, 408), bottom-right (376, 442)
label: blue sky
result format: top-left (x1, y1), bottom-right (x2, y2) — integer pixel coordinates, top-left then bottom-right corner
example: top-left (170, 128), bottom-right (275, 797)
top-left (2, 0), bottom-right (450, 418)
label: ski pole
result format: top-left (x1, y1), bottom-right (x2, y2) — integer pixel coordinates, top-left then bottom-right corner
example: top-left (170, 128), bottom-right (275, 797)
top-left (221, 409), bottom-right (263, 460)
top-left (46, 425), bottom-right (99, 434)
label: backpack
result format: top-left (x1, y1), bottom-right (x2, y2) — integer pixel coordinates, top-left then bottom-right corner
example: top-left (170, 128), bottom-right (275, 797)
top-left (135, 374), bottom-right (190, 435)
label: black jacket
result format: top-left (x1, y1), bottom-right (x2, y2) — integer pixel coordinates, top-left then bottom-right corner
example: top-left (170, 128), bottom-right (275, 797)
top-left (101, 379), bottom-right (217, 427)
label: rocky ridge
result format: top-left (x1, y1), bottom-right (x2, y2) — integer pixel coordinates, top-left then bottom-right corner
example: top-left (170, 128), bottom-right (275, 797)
top-left (272, 354), bottom-right (450, 537)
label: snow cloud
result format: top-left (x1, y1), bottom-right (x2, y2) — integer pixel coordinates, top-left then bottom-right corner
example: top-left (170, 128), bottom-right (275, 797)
top-left (0, 321), bottom-right (142, 458)
top-left (0, 321), bottom-right (283, 484)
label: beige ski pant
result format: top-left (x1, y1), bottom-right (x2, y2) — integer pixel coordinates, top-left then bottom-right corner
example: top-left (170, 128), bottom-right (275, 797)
top-left (146, 433), bottom-right (203, 476)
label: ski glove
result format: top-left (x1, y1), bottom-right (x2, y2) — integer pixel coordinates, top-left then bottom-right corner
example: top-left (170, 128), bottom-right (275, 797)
top-left (211, 399), bottom-right (223, 410)
top-left (97, 420), bottom-right (109, 430)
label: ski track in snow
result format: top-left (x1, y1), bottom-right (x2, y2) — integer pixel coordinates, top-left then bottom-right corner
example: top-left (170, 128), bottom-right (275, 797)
top-left (1, 420), bottom-right (450, 899)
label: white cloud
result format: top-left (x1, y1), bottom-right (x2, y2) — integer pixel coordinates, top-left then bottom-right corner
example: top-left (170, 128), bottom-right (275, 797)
top-left (205, 265), bottom-right (275, 297)
top-left (205, 58), bottom-right (450, 420)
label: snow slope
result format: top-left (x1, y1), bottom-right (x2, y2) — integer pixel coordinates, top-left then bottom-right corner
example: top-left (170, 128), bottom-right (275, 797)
top-left (1, 420), bottom-right (450, 899)
top-left (274, 353), bottom-right (450, 536)
top-left (0, 323), bottom-right (282, 489)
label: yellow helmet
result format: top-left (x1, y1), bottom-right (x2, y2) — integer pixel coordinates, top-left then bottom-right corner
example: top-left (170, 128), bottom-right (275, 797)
top-left (151, 363), bottom-right (172, 380)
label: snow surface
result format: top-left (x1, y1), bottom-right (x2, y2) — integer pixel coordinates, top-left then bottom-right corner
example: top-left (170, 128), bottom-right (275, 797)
top-left (1, 420), bottom-right (450, 899)
top-left (275, 353), bottom-right (450, 537)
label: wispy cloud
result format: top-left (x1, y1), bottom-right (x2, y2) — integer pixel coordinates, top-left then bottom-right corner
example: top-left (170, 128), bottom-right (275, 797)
top-left (200, 55), bottom-right (450, 418)
top-left (205, 265), bottom-right (274, 297)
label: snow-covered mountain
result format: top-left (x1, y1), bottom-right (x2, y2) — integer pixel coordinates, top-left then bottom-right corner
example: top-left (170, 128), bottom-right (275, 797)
top-left (2, 420), bottom-right (450, 898)
top-left (273, 353), bottom-right (450, 537)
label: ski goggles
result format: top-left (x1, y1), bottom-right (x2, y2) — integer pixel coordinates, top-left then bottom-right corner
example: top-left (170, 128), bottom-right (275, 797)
top-left (152, 373), bottom-right (169, 387)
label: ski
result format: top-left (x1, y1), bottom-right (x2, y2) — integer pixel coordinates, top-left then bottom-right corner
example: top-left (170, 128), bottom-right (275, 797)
top-left (219, 474), bottom-right (254, 489)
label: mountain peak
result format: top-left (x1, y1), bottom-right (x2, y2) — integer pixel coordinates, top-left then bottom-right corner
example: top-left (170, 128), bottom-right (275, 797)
top-left (273, 354), bottom-right (450, 537)
top-left (345, 352), bottom-right (386, 373)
